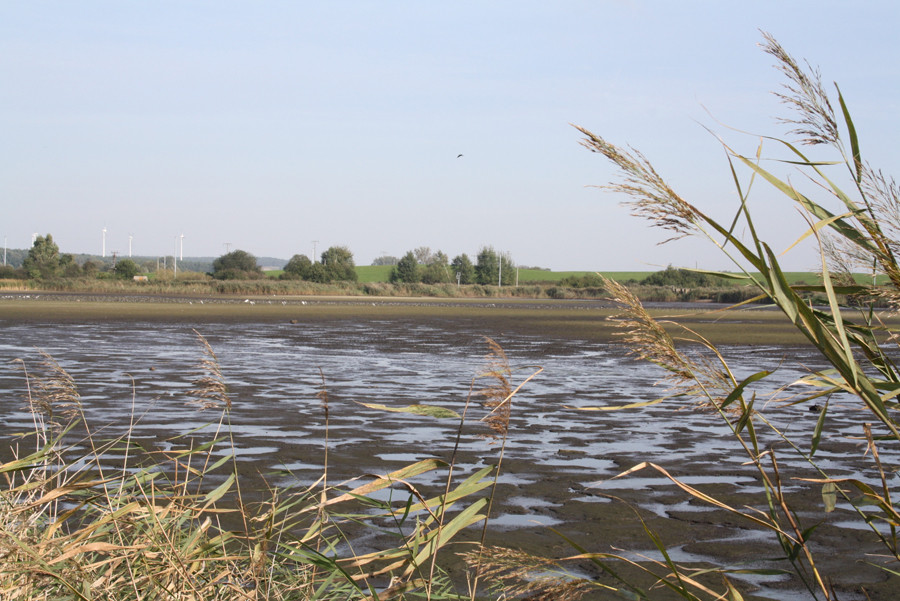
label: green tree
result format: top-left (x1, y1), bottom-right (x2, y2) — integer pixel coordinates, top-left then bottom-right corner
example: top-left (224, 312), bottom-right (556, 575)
top-left (641, 266), bottom-right (717, 287)
top-left (60, 254), bottom-right (82, 278)
top-left (82, 260), bottom-right (100, 277)
top-left (0, 264), bottom-right (22, 279)
top-left (211, 250), bottom-right (263, 280)
top-left (320, 246), bottom-right (357, 282)
top-left (114, 258), bottom-right (140, 279)
top-left (282, 254), bottom-right (312, 280)
top-left (23, 234), bottom-right (61, 279)
top-left (390, 251), bottom-right (419, 283)
top-left (475, 246), bottom-right (515, 285)
top-left (304, 261), bottom-right (329, 283)
top-left (421, 251), bottom-right (450, 284)
top-left (451, 254), bottom-right (475, 285)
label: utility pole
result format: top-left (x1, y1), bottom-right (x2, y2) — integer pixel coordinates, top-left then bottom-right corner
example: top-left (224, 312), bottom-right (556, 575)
top-left (3, 237), bottom-right (6, 266)
top-left (312, 240), bottom-right (319, 262)
top-left (498, 250), bottom-right (502, 287)
top-left (224, 242), bottom-right (232, 254)
top-left (102, 228), bottom-right (107, 257)
top-left (128, 234), bottom-right (133, 257)
top-left (180, 234), bottom-right (184, 260)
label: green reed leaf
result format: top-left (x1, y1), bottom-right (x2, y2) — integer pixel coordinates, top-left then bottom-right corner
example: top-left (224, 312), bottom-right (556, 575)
top-left (734, 154), bottom-right (881, 257)
top-left (734, 395), bottom-right (756, 435)
top-left (810, 398), bottom-right (829, 456)
top-left (836, 83), bottom-right (862, 182)
top-left (357, 402), bottom-right (460, 419)
top-left (721, 370), bottom-right (771, 410)
top-left (202, 472), bottom-right (235, 507)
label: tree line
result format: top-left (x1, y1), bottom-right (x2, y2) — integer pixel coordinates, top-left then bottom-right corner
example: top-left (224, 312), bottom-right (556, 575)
top-left (380, 246), bottom-right (517, 286)
top-left (0, 235), bottom-right (362, 283)
top-left (3, 236), bottom-right (521, 286)
top-left (229, 245), bottom-right (359, 283)
top-left (1, 234), bottom-right (143, 280)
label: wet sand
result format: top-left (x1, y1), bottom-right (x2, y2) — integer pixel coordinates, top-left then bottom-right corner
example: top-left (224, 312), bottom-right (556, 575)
top-left (2, 292), bottom-right (895, 600)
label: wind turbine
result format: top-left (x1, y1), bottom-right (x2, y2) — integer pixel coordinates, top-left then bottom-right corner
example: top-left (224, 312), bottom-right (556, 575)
top-left (180, 233), bottom-right (184, 260)
top-left (128, 234), bottom-right (133, 257)
top-left (102, 228), bottom-right (107, 257)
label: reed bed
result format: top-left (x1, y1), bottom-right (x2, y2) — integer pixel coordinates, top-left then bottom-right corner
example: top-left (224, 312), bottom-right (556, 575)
top-left (1, 332), bottom-right (547, 600)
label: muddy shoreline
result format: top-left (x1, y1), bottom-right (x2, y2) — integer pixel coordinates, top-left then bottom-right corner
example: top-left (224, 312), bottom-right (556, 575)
top-left (0, 291), bottom-right (814, 346)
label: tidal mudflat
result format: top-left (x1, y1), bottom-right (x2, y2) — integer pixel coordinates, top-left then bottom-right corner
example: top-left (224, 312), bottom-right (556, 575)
top-left (1, 293), bottom-right (895, 599)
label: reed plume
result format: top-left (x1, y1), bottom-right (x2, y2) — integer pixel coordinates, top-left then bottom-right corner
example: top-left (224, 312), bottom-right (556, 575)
top-left (760, 31), bottom-right (838, 146)
top-left (601, 275), bottom-right (731, 408)
top-left (19, 350), bottom-right (81, 434)
top-left (575, 124), bottom-right (700, 243)
top-left (187, 330), bottom-right (231, 411)
top-left (460, 546), bottom-right (594, 601)
top-left (477, 337), bottom-right (513, 439)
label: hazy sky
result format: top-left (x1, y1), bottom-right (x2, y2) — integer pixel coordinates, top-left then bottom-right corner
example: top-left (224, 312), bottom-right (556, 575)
top-left (2, 2), bottom-right (898, 270)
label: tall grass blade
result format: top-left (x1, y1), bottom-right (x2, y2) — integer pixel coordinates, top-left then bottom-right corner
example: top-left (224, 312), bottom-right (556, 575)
top-left (836, 83), bottom-right (862, 182)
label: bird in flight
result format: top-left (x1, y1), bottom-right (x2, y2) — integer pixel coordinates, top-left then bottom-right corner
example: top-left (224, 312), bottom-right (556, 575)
top-left (457, 153), bottom-right (463, 158)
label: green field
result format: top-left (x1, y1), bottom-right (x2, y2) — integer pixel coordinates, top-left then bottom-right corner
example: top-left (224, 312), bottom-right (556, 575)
top-left (355, 265), bottom-right (394, 283)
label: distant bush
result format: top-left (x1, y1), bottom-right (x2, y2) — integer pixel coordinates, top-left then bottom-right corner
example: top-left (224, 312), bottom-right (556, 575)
top-left (640, 266), bottom-right (723, 287)
top-left (211, 250), bottom-right (264, 280)
top-left (0, 265), bottom-right (23, 279)
top-left (558, 273), bottom-right (604, 288)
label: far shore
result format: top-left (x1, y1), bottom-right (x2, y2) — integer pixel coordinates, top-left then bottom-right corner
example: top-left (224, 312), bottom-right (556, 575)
top-left (0, 291), bottom-right (834, 345)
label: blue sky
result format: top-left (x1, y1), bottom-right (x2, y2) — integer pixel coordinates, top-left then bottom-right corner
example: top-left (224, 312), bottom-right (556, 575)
top-left (2, 1), bottom-right (898, 270)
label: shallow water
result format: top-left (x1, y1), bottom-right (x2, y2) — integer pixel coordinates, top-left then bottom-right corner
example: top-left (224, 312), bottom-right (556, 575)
top-left (1, 318), bottom-right (896, 600)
